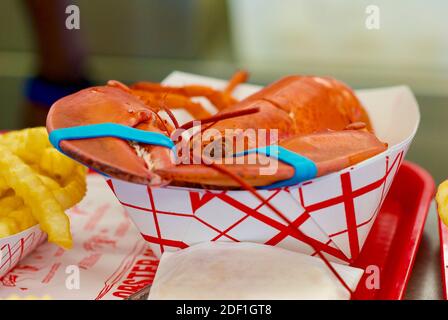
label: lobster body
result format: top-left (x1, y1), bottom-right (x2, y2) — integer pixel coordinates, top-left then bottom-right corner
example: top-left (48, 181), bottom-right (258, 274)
top-left (210, 76), bottom-right (371, 137)
top-left (47, 74), bottom-right (386, 188)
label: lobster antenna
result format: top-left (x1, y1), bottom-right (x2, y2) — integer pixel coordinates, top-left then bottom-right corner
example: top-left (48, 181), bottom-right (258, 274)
top-left (107, 80), bottom-right (131, 92)
top-left (158, 92), bottom-right (180, 129)
top-left (179, 106), bottom-right (260, 131)
top-left (171, 107), bottom-right (261, 149)
top-left (152, 111), bottom-right (173, 135)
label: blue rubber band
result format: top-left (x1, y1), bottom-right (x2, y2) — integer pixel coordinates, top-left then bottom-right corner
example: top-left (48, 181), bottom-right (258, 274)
top-left (49, 123), bottom-right (175, 153)
top-left (235, 145), bottom-right (317, 189)
top-left (49, 123), bottom-right (175, 177)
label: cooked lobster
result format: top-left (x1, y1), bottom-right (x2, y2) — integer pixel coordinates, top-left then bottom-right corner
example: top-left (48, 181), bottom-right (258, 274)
top-left (46, 72), bottom-right (387, 189)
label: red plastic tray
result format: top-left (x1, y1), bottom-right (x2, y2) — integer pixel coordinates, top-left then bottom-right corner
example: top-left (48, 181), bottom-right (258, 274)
top-left (352, 161), bottom-right (435, 299)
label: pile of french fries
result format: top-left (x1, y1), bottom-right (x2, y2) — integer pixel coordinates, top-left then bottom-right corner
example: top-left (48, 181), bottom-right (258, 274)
top-left (0, 127), bottom-right (87, 249)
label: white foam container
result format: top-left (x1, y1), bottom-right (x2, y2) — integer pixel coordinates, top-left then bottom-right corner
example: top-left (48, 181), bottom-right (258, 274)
top-left (104, 71), bottom-right (419, 264)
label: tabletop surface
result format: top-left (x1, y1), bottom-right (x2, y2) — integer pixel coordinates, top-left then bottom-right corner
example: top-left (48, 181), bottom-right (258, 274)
top-left (405, 202), bottom-right (443, 300)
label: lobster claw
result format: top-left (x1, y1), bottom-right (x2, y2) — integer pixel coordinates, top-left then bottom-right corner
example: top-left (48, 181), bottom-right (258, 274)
top-left (279, 129), bottom-right (388, 177)
top-left (47, 86), bottom-right (173, 185)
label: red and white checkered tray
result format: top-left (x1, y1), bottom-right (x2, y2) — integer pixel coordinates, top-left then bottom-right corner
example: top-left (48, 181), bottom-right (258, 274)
top-left (107, 72), bottom-right (420, 264)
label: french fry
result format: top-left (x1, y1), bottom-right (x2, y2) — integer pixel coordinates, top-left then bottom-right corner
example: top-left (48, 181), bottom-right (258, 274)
top-left (7, 206), bottom-right (37, 231)
top-left (0, 145), bottom-right (72, 248)
top-left (39, 147), bottom-right (76, 179)
top-left (0, 194), bottom-right (24, 216)
top-left (37, 173), bottom-right (61, 191)
top-left (0, 127), bottom-right (50, 164)
top-left (37, 171), bottom-right (87, 210)
top-left (0, 177), bottom-right (9, 197)
top-left (53, 168), bottom-right (87, 210)
top-left (437, 180), bottom-right (448, 226)
top-left (0, 216), bottom-right (20, 238)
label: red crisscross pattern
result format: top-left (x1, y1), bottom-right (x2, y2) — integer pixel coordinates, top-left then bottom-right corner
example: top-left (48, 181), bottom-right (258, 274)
top-left (0, 227), bottom-right (46, 278)
top-left (108, 150), bottom-right (404, 262)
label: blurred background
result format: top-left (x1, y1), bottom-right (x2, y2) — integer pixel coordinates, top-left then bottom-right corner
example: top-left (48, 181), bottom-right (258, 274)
top-left (0, 0), bottom-right (446, 182)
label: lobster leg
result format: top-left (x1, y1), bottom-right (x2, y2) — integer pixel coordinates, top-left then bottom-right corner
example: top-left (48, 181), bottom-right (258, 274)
top-left (131, 71), bottom-right (248, 111)
top-left (131, 90), bottom-right (213, 120)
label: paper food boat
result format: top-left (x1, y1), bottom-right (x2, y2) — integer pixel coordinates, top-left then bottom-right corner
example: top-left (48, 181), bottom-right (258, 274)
top-left (105, 72), bottom-right (420, 264)
top-left (0, 226), bottom-right (46, 278)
